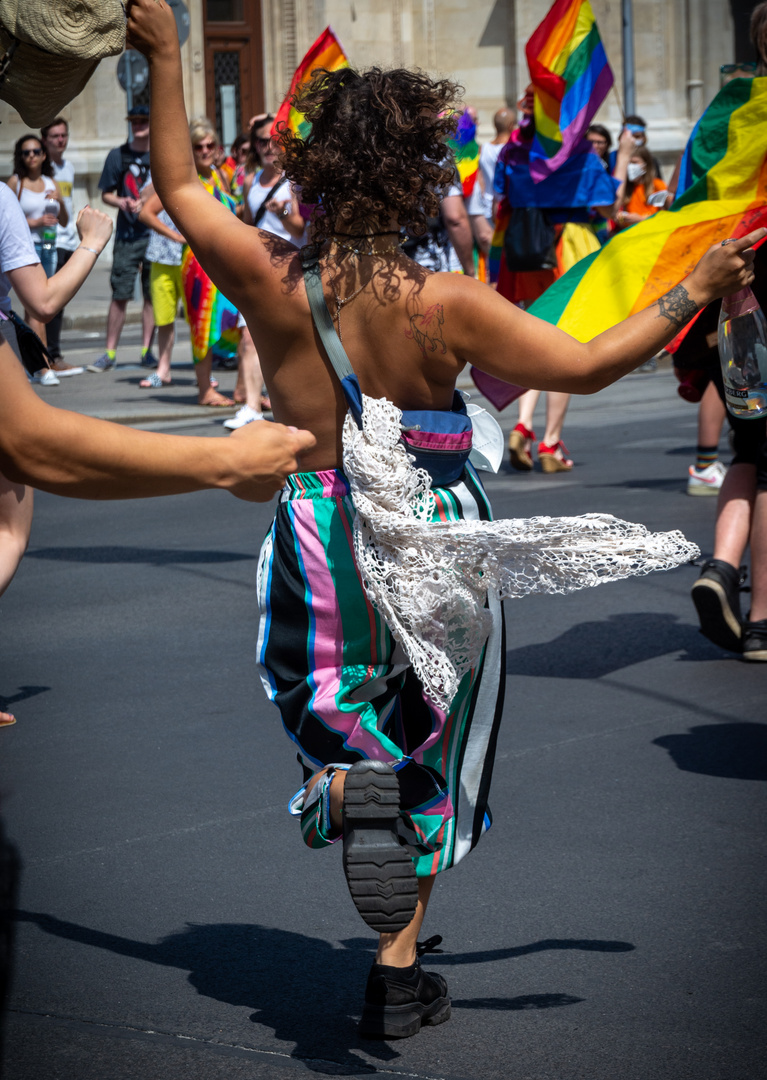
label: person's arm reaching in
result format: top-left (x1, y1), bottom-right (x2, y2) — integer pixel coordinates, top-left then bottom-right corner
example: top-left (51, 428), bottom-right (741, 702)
top-left (0, 334), bottom-right (315, 501)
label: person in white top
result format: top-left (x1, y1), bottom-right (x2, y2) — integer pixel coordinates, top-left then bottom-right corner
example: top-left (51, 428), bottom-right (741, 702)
top-left (225, 117), bottom-right (306, 430)
top-left (467, 107), bottom-right (515, 257)
top-left (41, 117), bottom-right (81, 369)
top-left (7, 134), bottom-right (74, 376)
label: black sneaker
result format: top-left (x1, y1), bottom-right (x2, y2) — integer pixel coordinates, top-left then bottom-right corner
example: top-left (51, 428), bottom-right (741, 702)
top-left (141, 350), bottom-right (158, 368)
top-left (342, 760), bottom-right (418, 934)
top-left (691, 558), bottom-right (743, 653)
top-left (742, 617), bottom-right (767, 662)
top-left (359, 958), bottom-right (450, 1039)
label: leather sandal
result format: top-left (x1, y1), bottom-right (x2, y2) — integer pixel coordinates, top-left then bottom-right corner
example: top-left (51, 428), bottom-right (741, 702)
top-left (508, 423), bottom-right (535, 471)
top-left (538, 440), bottom-right (573, 473)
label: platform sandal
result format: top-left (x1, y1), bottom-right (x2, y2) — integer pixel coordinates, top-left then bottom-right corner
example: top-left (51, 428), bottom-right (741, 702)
top-left (508, 423), bottom-right (535, 471)
top-left (538, 440), bottom-right (573, 473)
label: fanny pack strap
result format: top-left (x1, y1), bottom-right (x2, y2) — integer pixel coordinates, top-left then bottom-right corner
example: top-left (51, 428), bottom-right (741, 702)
top-left (301, 248), bottom-right (363, 427)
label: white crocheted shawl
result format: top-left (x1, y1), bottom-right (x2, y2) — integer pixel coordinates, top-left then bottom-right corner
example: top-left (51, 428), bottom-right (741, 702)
top-left (343, 393), bottom-right (700, 712)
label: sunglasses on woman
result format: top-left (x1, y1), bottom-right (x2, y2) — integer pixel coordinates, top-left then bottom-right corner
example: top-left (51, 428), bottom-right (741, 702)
top-left (21, 148), bottom-right (44, 157)
top-left (193, 141), bottom-right (217, 152)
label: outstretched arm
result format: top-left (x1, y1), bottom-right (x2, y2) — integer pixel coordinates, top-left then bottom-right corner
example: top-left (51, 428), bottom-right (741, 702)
top-left (452, 231), bottom-right (764, 393)
top-left (0, 336), bottom-right (315, 501)
top-left (126, 0), bottom-right (277, 313)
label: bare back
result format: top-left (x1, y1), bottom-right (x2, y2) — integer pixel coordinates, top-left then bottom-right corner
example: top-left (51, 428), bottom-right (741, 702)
top-left (237, 244), bottom-right (467, 473)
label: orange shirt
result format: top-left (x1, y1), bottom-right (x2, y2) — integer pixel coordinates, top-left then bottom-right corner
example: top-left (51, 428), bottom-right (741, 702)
top-left (625, 177), bottom-right (667, 218)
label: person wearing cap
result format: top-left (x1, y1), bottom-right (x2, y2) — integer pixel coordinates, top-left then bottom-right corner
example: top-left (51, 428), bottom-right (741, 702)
top-left (608, 115), bottom-right (663, 180)
top-left (89, 104), bottom-right (156, 374)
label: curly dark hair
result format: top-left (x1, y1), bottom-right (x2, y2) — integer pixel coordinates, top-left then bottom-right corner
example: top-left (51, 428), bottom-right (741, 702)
top-left (13, 134), bottom-right (53, 180)
top-left (277, 66), bottom-right (462, 243)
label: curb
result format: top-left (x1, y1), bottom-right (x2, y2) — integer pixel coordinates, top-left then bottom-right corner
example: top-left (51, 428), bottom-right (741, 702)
top-left (62, 310), bottom-right (143, 332)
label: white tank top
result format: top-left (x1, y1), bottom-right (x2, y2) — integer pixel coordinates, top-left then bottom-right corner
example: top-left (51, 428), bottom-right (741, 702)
top-left (15, 177), bottom-right (58, 242)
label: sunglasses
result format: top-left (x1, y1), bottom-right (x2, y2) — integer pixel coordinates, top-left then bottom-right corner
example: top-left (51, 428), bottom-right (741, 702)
top-left (721, 62), bottom-right (757, 74)
top-left (21, 147), bottom-right (43, 156)
top-left (193, 141), bottom-right (217, 152)
top-left (255, 136), bottom-right (272, 146)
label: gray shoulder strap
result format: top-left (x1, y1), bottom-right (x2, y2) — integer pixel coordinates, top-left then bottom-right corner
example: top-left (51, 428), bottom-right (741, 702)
top-left (301, 249), bottom-right (356, 382)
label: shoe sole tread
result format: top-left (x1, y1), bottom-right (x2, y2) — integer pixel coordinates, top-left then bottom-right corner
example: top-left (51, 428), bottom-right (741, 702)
top-left (343, 761), bottom-right (418, 933)
top-left (691, 577), bottom-right (742, 652)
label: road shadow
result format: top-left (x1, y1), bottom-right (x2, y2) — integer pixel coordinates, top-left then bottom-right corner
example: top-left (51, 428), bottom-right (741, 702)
top-left (506, 612), bottom-right (715, 679)
top-left (12, 914), bottom-right (632, 1070)
top-left (653, 722), bottom-right (767, 780)
top-left (25, 547), bottom-right (254, 566)
top-left (0, 686), bottom-right (49, 713)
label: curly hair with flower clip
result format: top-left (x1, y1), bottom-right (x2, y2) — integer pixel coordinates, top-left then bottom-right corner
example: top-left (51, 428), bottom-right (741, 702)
top-left (276, 66), bottom-right (462, 245)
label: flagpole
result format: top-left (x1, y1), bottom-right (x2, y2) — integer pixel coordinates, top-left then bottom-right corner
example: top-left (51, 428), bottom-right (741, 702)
top-left (622, 0), bottom-right (636, 115)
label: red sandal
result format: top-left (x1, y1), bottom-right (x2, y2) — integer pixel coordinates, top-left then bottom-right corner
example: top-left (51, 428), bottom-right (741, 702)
top-left (508, 423), bottom-right (535, 471)
top-left (538, 440), bottom-right (573, 473)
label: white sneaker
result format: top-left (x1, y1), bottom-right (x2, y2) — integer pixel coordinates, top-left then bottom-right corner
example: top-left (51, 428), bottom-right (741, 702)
top-left (223, 404), bottom-right (263, 430)
top-left (51, 362), bottom-right (85, 377)
top-left (33, 369), bottom-right (60, 386)
top-left (688, 460), bottom-right (727, 496)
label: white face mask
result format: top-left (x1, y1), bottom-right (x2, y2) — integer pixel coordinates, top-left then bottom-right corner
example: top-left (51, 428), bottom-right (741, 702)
top-left (627, 162), bottom-right (646, 182)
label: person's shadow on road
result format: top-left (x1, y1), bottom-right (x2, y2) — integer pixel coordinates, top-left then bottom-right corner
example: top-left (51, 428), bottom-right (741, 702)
top-left (653, 722), bottom-right (767, 781)
top-left (12, 913), bottom-right (633, 1072)
top-left (506, 611), bottom-right (720, 679)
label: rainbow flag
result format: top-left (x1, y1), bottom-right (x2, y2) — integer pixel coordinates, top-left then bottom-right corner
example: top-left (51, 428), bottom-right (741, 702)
top-left (446, 110), bottom-right (479, 197)
top-left (527, 0), bottom-right (614, 183)
top-left (273, 27), bottom-right (349, 141)
top-left (528, 77), bottom-right (767, 342)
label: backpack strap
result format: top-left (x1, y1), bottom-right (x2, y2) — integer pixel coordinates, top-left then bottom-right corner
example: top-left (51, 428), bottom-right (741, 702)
top-left (300, 247), bottom-right (363, 426)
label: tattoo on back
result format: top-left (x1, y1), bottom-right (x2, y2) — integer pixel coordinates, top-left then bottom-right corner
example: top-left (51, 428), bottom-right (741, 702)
top-left (405, 303), bottom-right (446, 359)
top-left (656, 284), bottom-right (699, 330)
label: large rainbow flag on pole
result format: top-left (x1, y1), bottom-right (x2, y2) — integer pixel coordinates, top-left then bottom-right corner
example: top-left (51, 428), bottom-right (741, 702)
top-left (527, 77), bottom-right (767, 341)
top-left (527, 0), bottom-right (614, 183)
top-left (273, 27), bottom-right (349, 141)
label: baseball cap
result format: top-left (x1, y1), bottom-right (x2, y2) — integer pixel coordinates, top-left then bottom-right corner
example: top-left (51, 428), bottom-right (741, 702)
top-left (128, 105), bottom-right (150, 120)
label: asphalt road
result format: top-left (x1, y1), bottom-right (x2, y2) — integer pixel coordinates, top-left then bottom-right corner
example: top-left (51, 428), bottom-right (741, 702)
top-left (1, 363), bottom-right (765, 1080)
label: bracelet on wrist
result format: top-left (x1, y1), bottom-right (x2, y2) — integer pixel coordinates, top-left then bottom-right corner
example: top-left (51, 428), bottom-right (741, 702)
top-left (79, 245), bottom-right (101, 256)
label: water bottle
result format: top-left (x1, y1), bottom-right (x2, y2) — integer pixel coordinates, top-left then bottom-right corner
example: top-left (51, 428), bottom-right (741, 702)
top-left (42, 197), bottom-right (59, 252)
top-left (717, 286), bottom-right (767, 419)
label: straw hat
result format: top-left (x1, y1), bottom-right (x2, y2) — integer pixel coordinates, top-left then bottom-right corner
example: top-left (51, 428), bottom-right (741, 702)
top-left (0, 0), bottom-right (125, 126)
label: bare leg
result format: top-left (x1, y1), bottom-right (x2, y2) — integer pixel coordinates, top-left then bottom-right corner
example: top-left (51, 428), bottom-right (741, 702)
top-left (541, 391), bottom-right (571, 448)
top-left (0, 469), bottom-right (33, 599)
top-left (142, 298), bottom-right (155, 352)
top-left (106, 298), bottom-right (128, 351)
top-left (712, 463), bottom-right (756, 568)
top-left (238, 328), bottom-right (263, 413)
top-left (320, 768), bottom-right (435, 966)
top-left (698, 380), bottom-right (726, 447)
top-left (155, 323), bottom-right (174, 383)
top-left (748, 488), bottom-right (767, 621)
top-left (517, 389), bottom-right (540, 433)
top-left (196, 351), bottom-right (234, 406)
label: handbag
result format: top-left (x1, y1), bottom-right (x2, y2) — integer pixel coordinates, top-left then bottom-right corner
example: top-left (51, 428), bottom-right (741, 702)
top-left (503, 206), bottom-right (557, 272)
top-left (1, 309), bottom-right (51, 376)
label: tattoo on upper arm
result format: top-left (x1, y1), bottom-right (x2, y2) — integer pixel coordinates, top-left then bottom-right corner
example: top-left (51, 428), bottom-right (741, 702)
top-left (405, 303), bottom-right (446, 359)
top-left (656, 284), bottom-right (699, 330)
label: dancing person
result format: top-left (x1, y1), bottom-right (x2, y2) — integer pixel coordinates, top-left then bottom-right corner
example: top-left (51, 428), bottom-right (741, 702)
top-left (90, 104), bottom-right (156, 373)
top-left (7, 133), bottom-right (70, 383)
top-left (127, 0), bottom-right (760, 1038)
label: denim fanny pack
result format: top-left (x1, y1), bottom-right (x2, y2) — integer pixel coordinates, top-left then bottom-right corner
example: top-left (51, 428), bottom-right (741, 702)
top-left (301, 249), bottom-right (473, 486)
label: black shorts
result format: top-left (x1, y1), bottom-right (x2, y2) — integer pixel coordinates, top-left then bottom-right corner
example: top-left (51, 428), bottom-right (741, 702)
top-left (110, 234), bottom-right (151, 303)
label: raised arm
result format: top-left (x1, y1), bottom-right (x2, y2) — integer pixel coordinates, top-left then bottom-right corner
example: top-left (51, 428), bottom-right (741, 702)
top-left (0, 334), bottom-right (315, 500)
top-left (451, 230), bottom-right (764, 393)
top-left (126, 0), bottom-right (276, 311)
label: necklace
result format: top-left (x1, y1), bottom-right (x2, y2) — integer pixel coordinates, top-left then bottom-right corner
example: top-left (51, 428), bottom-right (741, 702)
top-left (326, 237), bottom-right (402, 339)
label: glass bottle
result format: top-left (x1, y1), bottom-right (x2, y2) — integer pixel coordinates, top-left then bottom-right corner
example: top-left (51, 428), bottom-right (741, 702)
top-left (718, 286), bottom-right (767, 419)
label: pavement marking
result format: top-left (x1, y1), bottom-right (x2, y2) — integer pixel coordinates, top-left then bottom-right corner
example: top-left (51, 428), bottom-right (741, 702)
top-left (9, 1009), bottom-right (458, 1078)
top-left (24, 805), bottom-right (284, 868)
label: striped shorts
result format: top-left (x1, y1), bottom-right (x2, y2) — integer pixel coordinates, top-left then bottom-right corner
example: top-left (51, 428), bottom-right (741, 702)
top-left (257, 467), bottom-right (506, 877)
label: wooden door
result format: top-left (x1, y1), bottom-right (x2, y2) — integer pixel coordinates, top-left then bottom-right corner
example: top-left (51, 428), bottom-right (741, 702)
top-left (203, 0), bottom-right (264, 145)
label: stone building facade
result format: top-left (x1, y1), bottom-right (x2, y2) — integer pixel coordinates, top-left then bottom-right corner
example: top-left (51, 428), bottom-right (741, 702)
top-left (0, 0), bottom-right (750, 254)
